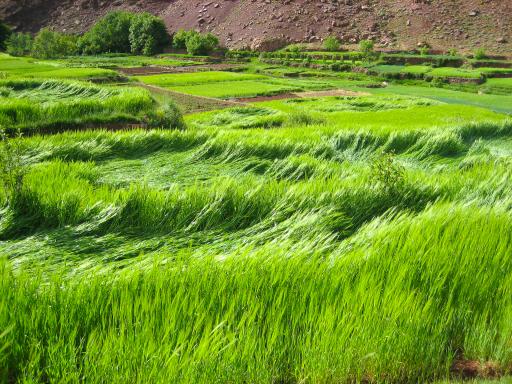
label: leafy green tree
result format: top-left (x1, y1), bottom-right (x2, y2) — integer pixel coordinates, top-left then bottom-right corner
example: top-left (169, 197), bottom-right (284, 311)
top-left (129, 13), bottom-right (169, 56)
top-left (0, 21), bottom-right (11, 51)
top-left (172, 29), bottom-right (193, 50)
top-left (323, 36), bottom-right (340, 52)
top-left (6, 33), bottom-right (33, 56)
top-left (78, 11), bottom-right (134, 54)
top-left (31, 28), bottom-right (77, 59)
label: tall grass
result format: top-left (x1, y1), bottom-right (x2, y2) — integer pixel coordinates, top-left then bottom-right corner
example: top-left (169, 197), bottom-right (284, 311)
top-left (2, 87), bottom-right (512, 382)
top-left (0, 80), bottom-right (155, 134)
top-left (1, 204), bottom-right (512, 383)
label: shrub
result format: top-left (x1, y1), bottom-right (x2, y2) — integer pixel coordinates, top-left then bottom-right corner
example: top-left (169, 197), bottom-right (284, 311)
top-left (418, 46), bottom-right (429, 56)
top-left (5, 33), bottom-right (33, 56)
top-left (359, 39), bottom-right (374, 54)
top-left (474, 48), bottom-right (487, 60)
top-left (0, 127), bottom-right (26, 206)
top-left (371, 151), bottom-right (405, 195)
top-left (146, 102), bottom-right (186, 130)
top-left (185, 32), bottom-right (219, 55)
top-left (129, 13), bottom-right (169, 56)
top-left (323, 36), bottom-right (341, 52)
top-left (172, 30), bottom-right (219, 55)
top-left (78, 11), bottom-right (134, 54)
top-left (282, 43), bottom-right (307, 53)
top-left (359, 39), bottom-right (378, 63)
top-left (0, 21), bottom-right (11, 51)
top-left (31, 28), bottom-right (77, 59)
top-left (172, 29), bottom-right (192, 50)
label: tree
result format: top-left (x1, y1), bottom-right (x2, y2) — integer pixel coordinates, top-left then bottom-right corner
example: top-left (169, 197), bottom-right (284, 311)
top-left (0, 21), bottom-right (11, 51)
top-left (323, 36), bottom-right (340, 52)
top-left (78, 11), bottom-right (134, 54)
top-left (129, 13), bottom-right (169, 56)
top-left (31, 28), bottom-right (77, 59)
top-left (172, 29), bottom-right (193, 50)
top-left (6, 33), bottom-right (33, 57)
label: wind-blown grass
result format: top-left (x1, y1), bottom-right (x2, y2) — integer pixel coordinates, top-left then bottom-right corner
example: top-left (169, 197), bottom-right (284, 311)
top-left (2, 203), bottom-right (512, 383)
top-left (2, 63), bottom-right (512, 383)
top-left (0, 79), bottom-right (155, 134)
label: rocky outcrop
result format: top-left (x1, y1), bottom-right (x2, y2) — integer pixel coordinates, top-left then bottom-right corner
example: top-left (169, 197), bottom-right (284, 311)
top-left (0, 0), bottom-right (511, 54)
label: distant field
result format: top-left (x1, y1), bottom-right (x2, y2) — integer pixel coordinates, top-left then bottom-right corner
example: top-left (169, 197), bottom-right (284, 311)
top-left (0, 54), bottom-right (119, 79)
top-left (134, 71), bottom-right (267, 87)
top-left (60, 55), bottom-right (199, 68)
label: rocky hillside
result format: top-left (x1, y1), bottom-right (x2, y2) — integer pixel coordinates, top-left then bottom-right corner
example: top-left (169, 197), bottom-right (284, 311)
top-left (1, 0), bottom-right (511, 53)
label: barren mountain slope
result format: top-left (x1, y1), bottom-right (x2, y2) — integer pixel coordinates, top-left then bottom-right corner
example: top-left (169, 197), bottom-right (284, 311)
top-left (0, 0), bottom-right (510, 53)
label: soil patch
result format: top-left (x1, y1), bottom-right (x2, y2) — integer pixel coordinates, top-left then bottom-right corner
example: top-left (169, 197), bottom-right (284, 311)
top-left (451, 359), bottom-right (503, 379)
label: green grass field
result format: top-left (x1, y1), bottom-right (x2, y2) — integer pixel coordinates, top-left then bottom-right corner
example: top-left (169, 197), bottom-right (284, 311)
top-left (0, 79), bottom-right (156, 133)
top-left (59, 54), bottom-right (200, 68)
top-left (1, 51), bottom-right (512, 383)
top-left (0, 54), bottom-right (119, 80)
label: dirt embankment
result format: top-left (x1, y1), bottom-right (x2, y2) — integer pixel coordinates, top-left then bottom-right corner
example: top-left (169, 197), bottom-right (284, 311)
top-left (1, 0), bottom-right (511, 54)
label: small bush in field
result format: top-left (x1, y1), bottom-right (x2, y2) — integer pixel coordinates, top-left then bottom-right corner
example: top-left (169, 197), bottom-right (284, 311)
top-left (474, 48), bottom-right (487, 60)
top-left (146, 102), bottom-right (186, 130)
top-left (172, 30), bottom-right (219, 55)
top-left (359, 39), bottom-right (374, 54)
top-left (323, 36), bottom-right (341, 52)
top-left (371, 151), bottom-right (406, 195)
top-left (0, 127), bottom-right (26, 205)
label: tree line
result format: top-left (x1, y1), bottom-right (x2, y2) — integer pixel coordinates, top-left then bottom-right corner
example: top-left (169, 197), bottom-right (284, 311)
top-left (0, 11), bottom-right (220, 59)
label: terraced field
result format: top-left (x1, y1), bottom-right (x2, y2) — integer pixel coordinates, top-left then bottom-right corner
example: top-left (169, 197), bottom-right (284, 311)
top-left (1, 52), bottom-right (512, 383)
